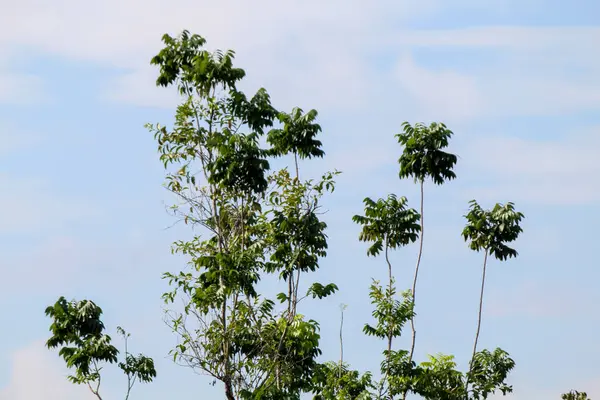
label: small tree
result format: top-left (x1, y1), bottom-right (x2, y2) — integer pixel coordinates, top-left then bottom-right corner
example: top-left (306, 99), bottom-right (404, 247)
top-left (352, 194), bottom-right (419, 398)
top-left (45, 297), bottom-right (156, 399)
top-left (462, 200), bottom-right (524, 397)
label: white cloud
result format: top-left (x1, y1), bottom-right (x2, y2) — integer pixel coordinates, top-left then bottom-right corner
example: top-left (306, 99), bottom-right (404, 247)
top-left (394, 54), bottom-right (482, 123)
top-left (391, 26), bottom-right (600, 118)
top-left (0, 72), bottom-right (45, 105)
top-left (0, 0), bottom-right (482, 112)
top-left (393, 26), bottom-right (600, 52)
top-left (460, 126), bottom-right (600, 205)
top-left (102, 65), bottom-right (182, 109)
top-left (0, 123), bottom-right (40, 154)
top-left (0, 174), bottom-right (99, 235)
top-left (1, 1), bottom-right (599, 120)
top-left (0, 0), bottom-right (436, 66)
top-left (0, 341), bottom-right (93, 400)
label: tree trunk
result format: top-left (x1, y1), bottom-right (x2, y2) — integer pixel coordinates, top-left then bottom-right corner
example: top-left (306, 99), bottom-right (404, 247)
top-left (403, 180), bottom-right (424, 400)
top-left (385, 242), bottom-right (393, 400)
top-left (224, 376), bottom-right (236, 400)
top-left (339, 306), bottom-right (344, 379)
top-left (465, 248), bottom-right (489, 398)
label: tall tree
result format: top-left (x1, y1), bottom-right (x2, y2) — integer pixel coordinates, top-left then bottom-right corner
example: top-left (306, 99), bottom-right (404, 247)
top-left (396, 121), bottom-right (458, 384)
top-left (462, 200), bottom-right (524, 398)
top-left (147, 30), bottom-right (338, 399)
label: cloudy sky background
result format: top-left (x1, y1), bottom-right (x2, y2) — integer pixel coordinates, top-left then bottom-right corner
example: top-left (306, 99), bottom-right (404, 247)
top-left (1, 0), bottom-right (600, 399)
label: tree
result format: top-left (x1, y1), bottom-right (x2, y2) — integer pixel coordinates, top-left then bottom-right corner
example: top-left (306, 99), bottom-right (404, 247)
top-left (462, 200), bottom-right (524, 397)
top-left (147, 30), bottom-right (339, 399)
top-left (396, 121), bottom-right (458, 390)
top-left (45, 297), bottom-right (156, 399)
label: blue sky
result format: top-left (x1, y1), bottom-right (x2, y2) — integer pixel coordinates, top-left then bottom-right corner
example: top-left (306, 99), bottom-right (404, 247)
top-left (1, 1), bottom-right (600, 399)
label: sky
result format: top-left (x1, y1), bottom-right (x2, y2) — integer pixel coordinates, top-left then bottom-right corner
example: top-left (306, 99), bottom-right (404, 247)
top-left (1, 0), bottom-right (600, 399)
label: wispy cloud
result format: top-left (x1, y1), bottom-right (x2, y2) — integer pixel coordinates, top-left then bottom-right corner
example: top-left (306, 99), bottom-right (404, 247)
top-left (0, 174), bottom-right (99, 235)
top-left (0, 340), bottom-right (92, 400)
top-left (460, 126), bottom-right (600, 204)
top-left (393, 54), bottom-right (482, 123)
top-left (0, 72), bottom-right (45, 105)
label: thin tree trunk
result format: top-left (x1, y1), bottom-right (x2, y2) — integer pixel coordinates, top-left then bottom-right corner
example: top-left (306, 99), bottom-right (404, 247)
top-left (402, 180), bottom-right (424, 400)
top-left (409, 179), bottom-right (424, 360)
top-left (385, 242), bottom-right (393, 353)
top-left (339, 306), bottom-right (344, 379)
top-left (293, 269), bottom-right (300, 317)
top-left (385, 242), bottom-right (393, 400)
top-left (465, 249), bottom-right (489, 398)
top-left (290, 151), bottom-right (300, 318)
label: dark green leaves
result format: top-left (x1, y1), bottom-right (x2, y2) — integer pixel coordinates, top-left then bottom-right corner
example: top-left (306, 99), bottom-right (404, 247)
top-left (151, 30), bottom-right (245, 95)
top-left (116, 327), bottom-right (157, 388)
top-left (462, 200), bottom-right (524, 261)
top-left (45, 297), bottom-right (155, 397)
top-left (467, 348), bottom-right (515, 399)
top-left (206, 130), bottom-right (271, 194)
top-left (363, 281), bottom-right (414, 340)
top-left (413, 354), bottom-right (465, 400)
top-left (265, 169), bottom-right (332, 278)
top-left (228, 88), bottom-right (278, 135)
top-left (268, 107), bottom-right (325, 159)
top-left (562, 390), bottom-right (592, 400)
top-left (45, 297), bottom-right (118, 380)
top-left (307, 282), bottom-right (339, 299)
top-left (150, 30), bottom-right (336, 399)
top-left (353, 194), bottom-right (421, 256)
top-left (311, 361), bottom-right (374, 399)
top-left (396, 121), bottom-right (458, 185)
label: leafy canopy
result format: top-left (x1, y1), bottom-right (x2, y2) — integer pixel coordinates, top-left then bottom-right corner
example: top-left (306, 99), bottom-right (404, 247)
top-left (462, 200), bottom-right (525, 260)
top-left (45, 297), bottom-right (156, 399)
top-left (396, 121), bottom-right (458, 185)
top-left (352, 194), bottom-right (421, 257)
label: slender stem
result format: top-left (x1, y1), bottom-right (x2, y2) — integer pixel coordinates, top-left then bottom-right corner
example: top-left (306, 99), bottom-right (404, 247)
top-left (293, 269), bottom-right (301, 317)
top-left (124, 333), bottom-right (133, 400)
top-left (465, 248), bottom-right (489, 398)
top-left (408, 180), bottom-right (424, 361)
top-left (87, 361), bottom-right (103, 400)
top-left (384, 241), bottom-right (393, 400)
top-left (402, 180), bottom-right (424, 400)
top-left (87, 382), bottom-right (103, 400)
top-left (339, 305), bottom-right (345, 379)
top-left (291, 150), bottom-right (301, 318)
top-left (288, 273), bottom-right (293, 317)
